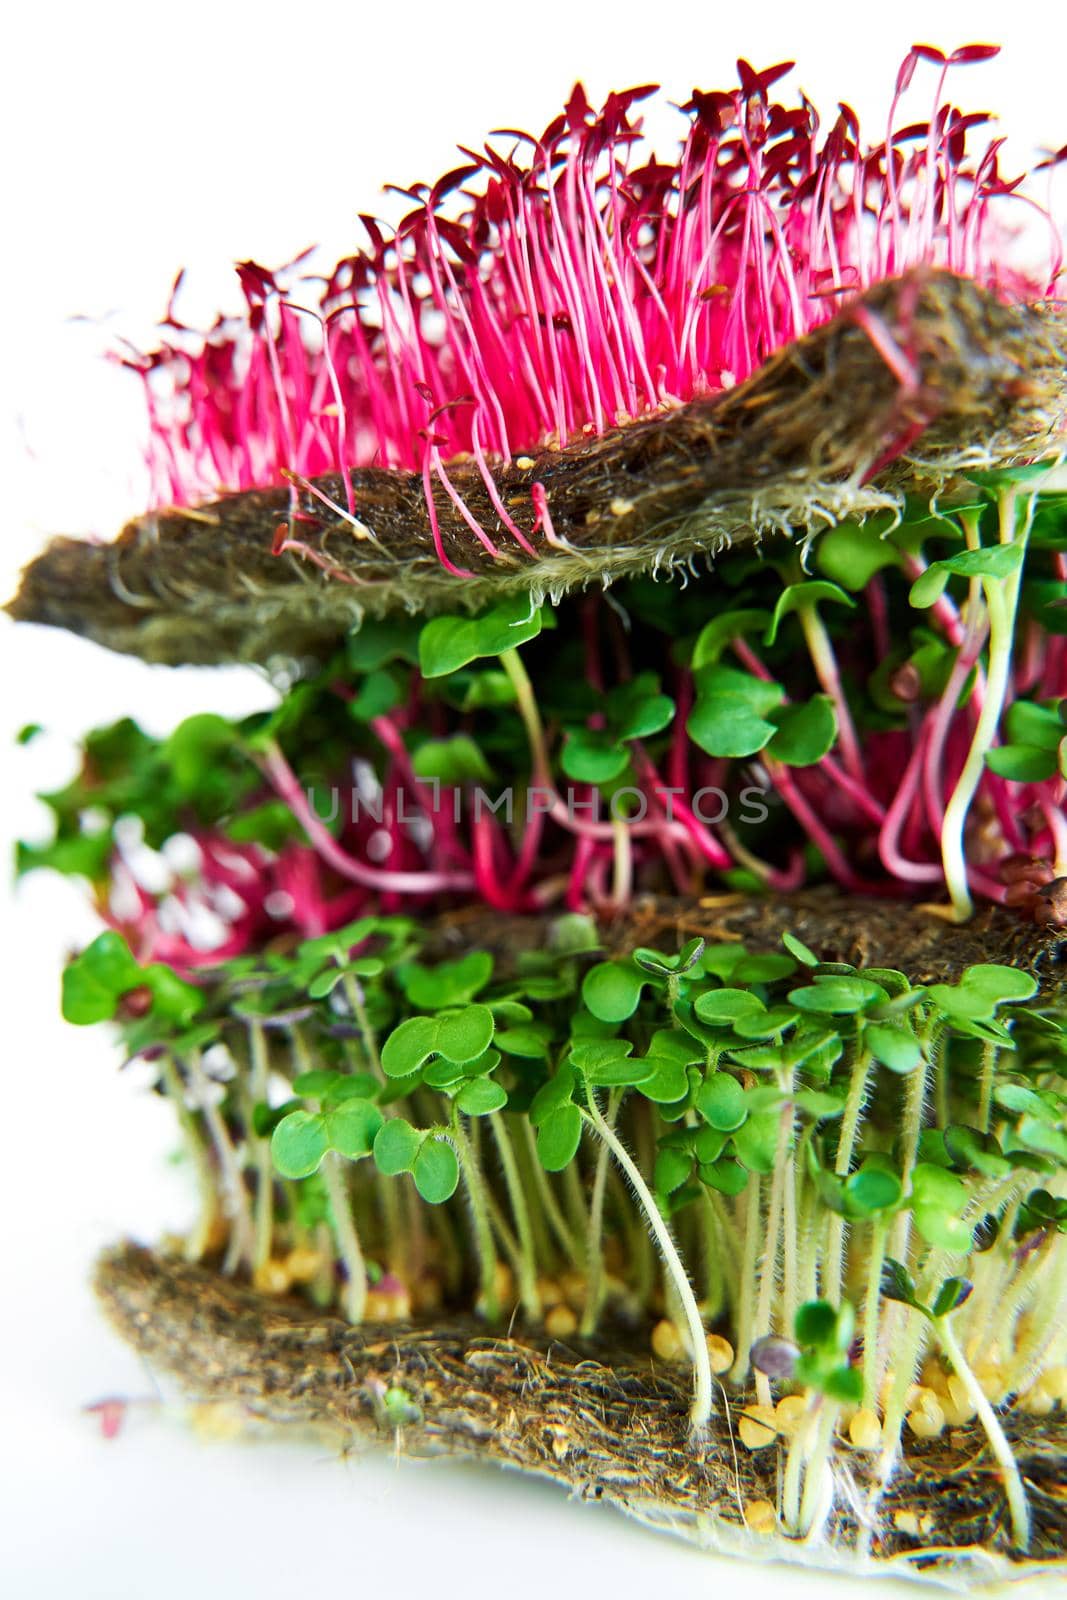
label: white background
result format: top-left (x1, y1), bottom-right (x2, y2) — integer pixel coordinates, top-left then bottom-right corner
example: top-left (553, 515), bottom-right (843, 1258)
top-left (3, 3), bottom-right (1066, 1596)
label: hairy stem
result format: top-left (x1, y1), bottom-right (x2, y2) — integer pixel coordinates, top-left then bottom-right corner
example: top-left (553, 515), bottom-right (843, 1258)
top-left (451, 1118), bottom-right (501, 1322)
top-left (934, 1313), bottom-right (1031, 1551)
top-left (489, 1112), bottom-right (542, 1320)
top-left (580, 1092), bottom-right (617, 1337)
top-left (581, 1098), bottom-right (713, 1433)
top-left (248, 1020), bottom-right (274, 1274)
top-left (321, 1151), bottom-right (367, 1324)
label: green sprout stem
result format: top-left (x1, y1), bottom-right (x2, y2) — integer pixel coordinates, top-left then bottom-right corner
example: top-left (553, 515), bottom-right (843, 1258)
top-left (500, 648), bottom-right (550, 781)
top-left (581, 1097), bottom-right (714, 1434)
top-left (977, 1039), bottom-right (998, 1135)
top-left (940, 490), bottom-right (1027, 922)
top-left (341, 973), bottom-right (384, 1078)
top-left (796, 598), bottom-right (863, 782)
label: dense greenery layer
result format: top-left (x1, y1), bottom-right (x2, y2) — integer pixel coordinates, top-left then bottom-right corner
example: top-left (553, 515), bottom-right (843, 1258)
top-left (60, 909), bottom-right (1067, 1545)
top-left (19, 475), bottom-right (1067, 951)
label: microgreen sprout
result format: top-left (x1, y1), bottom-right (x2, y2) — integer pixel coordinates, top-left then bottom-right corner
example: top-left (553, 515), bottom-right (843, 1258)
top-left (16, 40), bottom-right (1067, 1571)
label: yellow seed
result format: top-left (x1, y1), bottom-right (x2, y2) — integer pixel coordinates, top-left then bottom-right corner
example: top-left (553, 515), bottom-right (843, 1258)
top-left (907, 1398), bottom-right (945, 1439)
top-left (1019, 1384), bottom-right (1056, 1417)
top-left (905, 1383), bottom-right (938, 1413)
top-left (494, 1262), bottom-right (515, 1304)
top-left (253, 1259), bottom-right (292, 1295)
top-left (515, 455), bottom-right (536, 471)
top-left (943, 1375), bottom-right (977, 1423)
top-left (745, 1498), bottom-right (777, 1534)
top-left (411, 1274), bottom-right (443, 1315)
top-left (365, 1286), bottom-right (412, 1321)
top-left (1041, 1365), bottom-right (1067, 1402)
top-left (848, 1409), bottom-right (883, 1451)
top-left (284, 1246), bottom-right (323, 1283)
top-left (559, 1270), bottom-right (587, 1310)
top-left (706, 1334), bottom-right (734, 1374)
top-left (544, 1304), bottom-right (578, 1339)
top-left (920, 1359), bottom-right (949, 1396)
top-left (537, 1277), bottom-right (565, 1308)
top-left (975, 1363), bottom-right (1006, 1403)
top-left (894, 1511), bottom-right (921, 1536)
top-left (774, 1395), bottom-right (808, 1437)
top-left (190, 1402), bottom-right (246, 1442)
top-left (739, 1406), bottom-right (778, 1451)
top-left (651, 1319), bottom-right (686, 1363)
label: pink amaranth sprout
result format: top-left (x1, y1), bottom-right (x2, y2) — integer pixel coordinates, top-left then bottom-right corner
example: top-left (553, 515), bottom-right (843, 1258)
top-left (126, 45), bottom-right (1062, 558)
top-left (50, 43), bottom-right (1065, 972)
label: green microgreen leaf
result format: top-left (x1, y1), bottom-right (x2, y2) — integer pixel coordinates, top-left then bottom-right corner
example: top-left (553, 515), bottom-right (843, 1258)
top-left (419, 596), bottom-right (543, 677)
top-left (272, 1110), bottom-right (330, 1178)
top-left (695, 1071), bottom-right (747, 1132)
top-left (788, 976), bottom-right (888, 1015)
top-left (373, 1118), bottom-right (422, 1175)
top-left (455, 1077), bottom-right (508, 1115)
top-left (411, 735), bottom-right (494, 785)
top-left (380, 1005), bottom-right (495, 1077)
top-left (399, 952), bottom-right (494, 1009)
top-left (581, 961), bottom-right (647, 1023)
top-left (765, 581), bottom-right (855, 646)
top-left (413, 1136), bottom-right (460, 1203)
top-left (535, 1104), bottom-right (582, 1171)
top-left (766, 696), bottom-right (837, 766)
top-left (816, 520), bottom-right (900, 589)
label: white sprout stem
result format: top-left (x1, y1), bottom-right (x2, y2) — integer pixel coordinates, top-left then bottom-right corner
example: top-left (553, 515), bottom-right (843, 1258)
top-left (580, 1097), bottom-right (615, 1337)
top-left (798, 599), bottom-right (864, 782)
top-left (730, 1176), bottom-right (763, 1383)
top-left (797, 1398), bottom-right (839, 1539)
top-left (488, 1112), bottom-right (542, 1321)
top-left (522, 1119), bottom-right (582, 1266)
top-left (934, 1314), bottom-right (1031, 1551)
top-left (248, 1020), bottom-right (274, 1273)
top-left (752, 1080), bottom-right (794, 1404)
top-left (940, 490), bottom-right (1027, 921)
top-left (451, 1118), bottom-right (501, 1320)
top-left (184, 1047), bottom-right (255, 1273)
top-left (862, 1219), bottom-right (889, 1412)
top-left (160, 1055), bottom-right (218, 1262)
top-left (977, 1039), bottom-right (998, 1136)
top-left (581, 1100), bottom-right (713, 1432)
top-left (321, 1150), bottom-right (367, 1324)
top-left (826, 1046), bottom-right (870, 1305)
